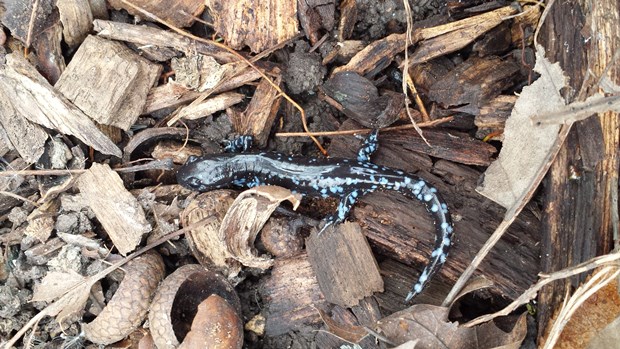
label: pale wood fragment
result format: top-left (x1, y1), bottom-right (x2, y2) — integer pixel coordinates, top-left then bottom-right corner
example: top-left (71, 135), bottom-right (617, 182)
top-left (0, 54), bottom-right (121, 158)
top-left (55, 35), bottom-right (161, 131)
top-left (93, 19), bottom-right (237, 63)
top-left (56, 0), bottom-right (93, 47)
top-left (76, 163), bottom-right (151, 255)
top-left (178, 92), bottom-right (246, 120)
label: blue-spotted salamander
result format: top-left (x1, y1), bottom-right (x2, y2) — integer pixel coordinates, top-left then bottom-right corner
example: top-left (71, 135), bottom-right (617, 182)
top-left (177, 130), bottom-right (454, 301)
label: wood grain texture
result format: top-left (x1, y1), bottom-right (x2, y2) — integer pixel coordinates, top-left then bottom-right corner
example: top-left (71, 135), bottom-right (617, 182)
top-left (55, 35), bottom-right (161, 131)
top-left (76, 163), bottom-right (151, 255)
top-left (538, 0), bottom-right (619, 340)
top-left (307, 222), bottom-right (384, 307)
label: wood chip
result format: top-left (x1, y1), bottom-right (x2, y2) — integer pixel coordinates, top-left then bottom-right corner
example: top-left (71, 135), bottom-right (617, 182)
top-left (262, 253), bottom-right (325, 336)
top-left (76, 163), bottom-right (151, 255)
top-left (108, 0), bottom-right (205, 28)
top-left (0, 54), bottom-right (121, 158)
top-left (306, 222), bottom-right (383, 307)
top-left (205, 0), bottom-right (299, 53)
top-left (55, 35), bottom-right (161, 131)
top-left (230, 70), bottom-right (282, 147)
top-left (56, 0), bottom-right (93, 47)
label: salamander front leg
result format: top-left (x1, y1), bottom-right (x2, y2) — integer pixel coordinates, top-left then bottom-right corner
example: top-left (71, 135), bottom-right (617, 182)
top-left (357, 129), bottom-right (379, 162)
top-left (224, 136), bottom-right (253, 153)
top-left (318, 190), bottom-right (362, 234)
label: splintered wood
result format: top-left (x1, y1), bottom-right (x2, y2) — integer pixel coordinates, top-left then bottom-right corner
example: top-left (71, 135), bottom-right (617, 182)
top-left (76, 163), bottom-right (151, 255)
top-left (0, 54), bottom-right (121, 159)
top-left (306, 223), bottom-right (383, 307)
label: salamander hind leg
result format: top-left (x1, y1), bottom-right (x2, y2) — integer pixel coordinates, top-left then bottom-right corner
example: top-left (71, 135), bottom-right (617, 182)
top-left (357, 129), bottom-right (379, 162)
top-left (318, 190), bottom-right (362, 234)
top-left (224, 136), bottom-right (253, 153)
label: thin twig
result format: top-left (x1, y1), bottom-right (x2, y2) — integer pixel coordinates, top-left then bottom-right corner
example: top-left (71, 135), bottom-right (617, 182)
top-left (276, 116), bottom-right (453, 137)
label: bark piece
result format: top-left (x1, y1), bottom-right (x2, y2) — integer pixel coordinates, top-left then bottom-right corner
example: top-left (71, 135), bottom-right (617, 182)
top-left (474, 95), bottom-right (517, 140)
top-left (427, 56), bottom-right (521, 112)
top-left (297, 0), bottom-right (335, 45)
top-left (55, 35), bottom-right (161, 131)
top-left (230, 70), bottom-right (283, 148)
top-left (56, 0), bottom-right (93, 47)
top-left (76, 163), bottom-right (152, 255)
top-left (334, 5), bottom-right (517, 76)
top-left (93, 19), bottom-right (237, 63)
top-left (321, 71), bottom-right (403, 128)
top-left (307, 222), bottom-right (383, 307)
top-left (108, 0), bottom-right (205, 28)
top-left (0, 54), bottom-right (121, 158)
top-left (262, 253), bottom-right (326, 336)
top-left (204, 0), bottom-right (299, 53)
top-left (0, 90), bottom-right (48, 163)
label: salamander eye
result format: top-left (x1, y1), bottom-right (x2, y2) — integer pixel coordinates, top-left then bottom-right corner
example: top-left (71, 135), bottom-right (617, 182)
top-left (186, 155), bottom-right (198, 164)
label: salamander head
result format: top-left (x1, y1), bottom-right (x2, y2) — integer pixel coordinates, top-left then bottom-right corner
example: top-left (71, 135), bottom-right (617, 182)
top-left (176, 155), bottom-right (233, 192)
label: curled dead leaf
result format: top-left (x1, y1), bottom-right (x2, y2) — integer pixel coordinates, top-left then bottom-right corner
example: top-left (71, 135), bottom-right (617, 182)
top-left (149, 264), bottom-right (240, 349)
top-left (82, 252), bottom-right (165, 345)
top-left (178, 294), bottom-right (243, 349)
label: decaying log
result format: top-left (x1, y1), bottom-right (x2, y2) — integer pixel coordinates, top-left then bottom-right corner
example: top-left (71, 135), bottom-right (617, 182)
top-left (329, 130), bottom-right (540, 303)
top-left (537, 0), bottom-right (619, 342)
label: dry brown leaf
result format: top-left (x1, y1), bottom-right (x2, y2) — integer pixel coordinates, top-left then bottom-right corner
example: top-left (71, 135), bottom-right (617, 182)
top-left (550, 276), bottom-right (620, 349)
top-left (376, 304), bottom-right (527, 349)
top-left (476, 44), bottom-right (566, 208)
top-left (317, 308), bottom-right (368, 344)
top-left (32, 270), bottom-right (87, 303)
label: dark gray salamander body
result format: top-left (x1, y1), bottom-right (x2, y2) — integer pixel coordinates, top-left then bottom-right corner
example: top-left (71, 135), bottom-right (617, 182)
top-left (177, 151), bottom-right (454, 302)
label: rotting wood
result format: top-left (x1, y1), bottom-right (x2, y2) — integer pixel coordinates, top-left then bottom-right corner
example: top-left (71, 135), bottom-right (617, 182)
top-left (427, 56), bottom-right (521, 113)
top-left (108, 0), bottom-right (204, 28)
top-left (329, 133), bottom-right (539, 302)
top-left (55, 35), bottom-right (161, 131)
top-left (261, 252), bottom-right (326, 336)
top-left (204, 0), bottom-right (299, 53)
top-left (306, 222), bottom-right (384, 307)
top-left (474, 95), bottom-right (517, 140)
top-left (537, 0), bottom-right (619, 343)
